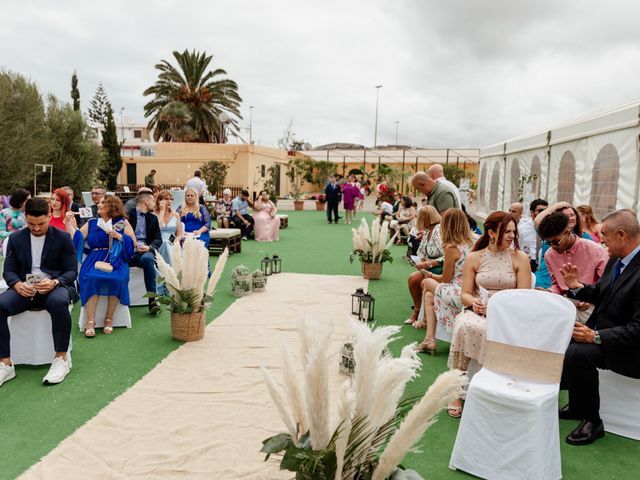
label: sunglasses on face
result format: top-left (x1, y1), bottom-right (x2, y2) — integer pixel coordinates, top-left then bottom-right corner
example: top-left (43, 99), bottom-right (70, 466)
top-left (548, 232), bottom-right (567, 247)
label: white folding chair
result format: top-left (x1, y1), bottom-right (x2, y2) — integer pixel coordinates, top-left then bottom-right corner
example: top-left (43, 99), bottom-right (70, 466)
top-left (128, 266), bottom-right (149, 306)
top-left (171, 189), bottom-right (185, 211)
top-left (450, 289), bottom-right (575, 480)
top-left (599, 369), bottom-right (640, 440)
top-left (82, 192), bottom-right (94, 207)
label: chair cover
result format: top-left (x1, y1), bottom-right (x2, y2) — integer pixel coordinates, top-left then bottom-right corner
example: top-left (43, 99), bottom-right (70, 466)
top-left (79, 298), bottom-right (132, 330)
top-left (171, 190), bottom-right (185, 211)
top-left (450, 289), bottom-right (575, 480)
top-left (599, 369), bottom-right (640, 440)
top-left (82, 192), bottom-right (93, 207)
top-left (129, 266), bottom-right (148, 306)
top-left (9, 308), bottom-right (73, 366)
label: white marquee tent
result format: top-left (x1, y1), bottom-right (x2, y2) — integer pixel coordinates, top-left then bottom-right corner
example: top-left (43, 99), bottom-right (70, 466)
top-left (476, 100), bottom-right (640, 220)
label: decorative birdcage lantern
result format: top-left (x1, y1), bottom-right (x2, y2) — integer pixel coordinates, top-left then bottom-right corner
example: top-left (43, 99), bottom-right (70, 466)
top-left (339, 341), bottom-right (355, 375)
top-left (261, 255), bottom-right (273, 276)
top-left (351, 288), bottom-right (366, 315)
top-left (358, 292), bottom-right (375, 322)
top-left (231, 265), bottom-right (253, 297)
top-left (271, 254), bottom-right (282, 274)
top-left (252, 269), bottom-right (267, 292)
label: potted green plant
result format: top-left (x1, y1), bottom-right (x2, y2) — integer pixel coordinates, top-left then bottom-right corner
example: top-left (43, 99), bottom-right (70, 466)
top-left (152, 239), bottom-right (228, 341)
top-left (286, 157), bottom-right (311, 211)
top-left (350, 217), bottom-right (397, 280)
top-left (314, 193), bottom-right (326, 211)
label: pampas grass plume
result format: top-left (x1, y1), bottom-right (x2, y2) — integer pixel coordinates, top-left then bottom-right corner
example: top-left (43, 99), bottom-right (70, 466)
top-left (303, 325), bottom-right (333, 450)
top-left (261, 365), bottom-right (299, 446)
top-left (281, 343), bottom-right (307, 436)
top-left (206, 247), bottom-right (229, 297)
top-left (154, 251), bottom-right (180, 291)
top-left (334, 381), bottom-right (356, 480)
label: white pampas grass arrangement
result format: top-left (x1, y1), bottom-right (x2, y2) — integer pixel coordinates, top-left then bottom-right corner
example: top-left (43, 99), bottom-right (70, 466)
top-left (351, 217), bottom-right (398, 264)
top-left (303, 326), bottom-right (333, 450)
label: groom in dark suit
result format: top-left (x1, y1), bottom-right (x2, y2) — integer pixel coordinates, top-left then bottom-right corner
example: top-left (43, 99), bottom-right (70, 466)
top-left (325, 175), bottom-right (342, 224)
top-left (0, 198), bottom-right (78, 388)
top-left (559, 209), bottom-right (640, 445)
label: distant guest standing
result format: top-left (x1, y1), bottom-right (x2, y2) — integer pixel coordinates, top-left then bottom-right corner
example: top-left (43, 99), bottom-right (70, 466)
top-left (325, 175), bottom-right (342, 224)
top-left (144, 169), bottom-right (156, 189)
top-left (185, 170), bottom-right (208, 204)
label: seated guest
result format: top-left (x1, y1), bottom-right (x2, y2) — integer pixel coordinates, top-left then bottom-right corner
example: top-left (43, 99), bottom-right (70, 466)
top-left (179, 188), bottom-right (211, 246)
top-left (125, 187), bottom-right (152, 217)
top-left (559, 209), bottom-right (640, 445)
top-left (391, 192), bottom-right (402, 214)
top-left (78, 195), bottom-right (135, 336)
top-left (538, 212), bottom-right (608, 323)
top-left (577, 205), bottom-right (602, 243)
top-left (375, 193), bottom-right (394, 221)
top-left (416, 208), bottom-right (474, 354)
top-left (49, 188), bottom-right (77, 235)
top-left (405, 206), bottom-right (443, 326)
top-left (89, 185), bottom-right (106, 218)
top-left (0, 188), bottom-right (31, 251)
top-left (461, 203), bottom-right (481, 236)
top-left (231, 189), bottom-right (254, 240)
top-left (61, 186), bottom-right (84, 226)
top-left (128, 191), bottom-right (162, 314)
top-left (407, 205), bottom-right (431, 255)
top-left (253, 190), bottom-right (280, 242)
top-left (0, 198), bottom-right (78, 387)
top-left (447, 211), bottom-right (531, 417)
top-left (215, 188), bottom-right (233, 228)
top-left (390, 196), bottom-right (416, 243)
top-left (520, 199), bottom-right (549, 272)
top-left (155, 190), bottom-right (183, 265)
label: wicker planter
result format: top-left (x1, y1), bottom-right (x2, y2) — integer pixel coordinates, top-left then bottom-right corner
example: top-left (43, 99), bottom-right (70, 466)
top-left (315, 201), bottom-right (326, 211)
top-left (293, 200), bottom-right (304, 211)
top-left (171, 310), bottom-right (205, 342)
top-left (361, 262), bottom-right (383, 280)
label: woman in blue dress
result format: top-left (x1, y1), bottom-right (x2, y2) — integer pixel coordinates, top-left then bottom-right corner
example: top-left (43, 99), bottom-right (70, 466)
top-left (77, 195), bottom-right (135, 337)
top-left (178, 188), bottom-right (211, 247)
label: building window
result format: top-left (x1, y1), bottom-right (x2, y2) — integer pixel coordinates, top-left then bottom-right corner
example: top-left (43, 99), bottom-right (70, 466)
top-left (134, 129), bottom-right (142, 139)
top-left (531, 155), bottom-right (541, 197)
top-left (510, 159), bottom-right (521, 203)
top-left (261, 165), bottom-right (266, 177)
top-left (557, 151), bottom-right (576, 204)
top-left (489, 162), bottom-right (500, 211)
top-left (479, 163), bottom-right (488, 208)
top-left (590, 144), bottom-right (620, 219)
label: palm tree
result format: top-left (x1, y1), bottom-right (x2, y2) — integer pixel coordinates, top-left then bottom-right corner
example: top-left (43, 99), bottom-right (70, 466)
top-left (144, 49), bottom-right (242, 143)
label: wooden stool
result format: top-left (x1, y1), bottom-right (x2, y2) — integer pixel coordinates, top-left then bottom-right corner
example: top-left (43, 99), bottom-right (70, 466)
top-left (209, 228), bottom-right (242, 255)
top-left (277, 214), bottom-right (288, 229)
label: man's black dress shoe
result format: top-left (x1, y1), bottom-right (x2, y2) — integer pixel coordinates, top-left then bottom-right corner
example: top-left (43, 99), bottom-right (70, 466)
top-left (566, 419), bottom-right (605, 445)
top-left (558, 404), bottom-right (580, 420)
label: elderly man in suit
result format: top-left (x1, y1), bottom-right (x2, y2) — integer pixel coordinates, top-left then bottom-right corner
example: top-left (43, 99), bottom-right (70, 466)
top-left (0, 198), bottom-right (78, 387)
top-left (559, 209), bottom-right (640, 445)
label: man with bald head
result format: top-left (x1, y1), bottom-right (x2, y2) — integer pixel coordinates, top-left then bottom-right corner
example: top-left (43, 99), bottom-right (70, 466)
top-left (559, 209), bottom-right (640, 445)
top-left (411, 171), bottom-right (459, 213)
top-left (427, 163), bottom-right (461, 205)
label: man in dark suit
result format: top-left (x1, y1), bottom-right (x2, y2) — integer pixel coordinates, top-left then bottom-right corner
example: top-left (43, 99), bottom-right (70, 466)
top-left (128, 191), bottom-right (162, 314)
top-left (0, 198), bottom-right (78, 388)
top-left (559, 209), bottom-right (640, 445)
top-left (89, 185), bottom-right (106, 218)
top-left (325, 175), bottom-right (342, 224)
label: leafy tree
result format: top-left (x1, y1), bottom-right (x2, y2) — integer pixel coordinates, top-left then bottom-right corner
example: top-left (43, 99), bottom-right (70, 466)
top-left (88, 83), bottom-right (111, 125)
top-left (144, 49), bottom-right (242, 143)
top-left (306, 160), bottom-right (336, 191)
top-left (286, 158), bottom-right (312, 200)
top-left (200, 160), bottom-right (229, 196)
top-left (98, 106), bottom-right (122, 190)
top-left (44, 96), bottom-right (102, 193)
top-left (263, 165), bottom-right (280, 202)
top-left (0, 70), bottom-right (49, 193)
top-left (442, 164), bottom-right (467, 189)
top-left (71, 71), bottom-right (80, 111)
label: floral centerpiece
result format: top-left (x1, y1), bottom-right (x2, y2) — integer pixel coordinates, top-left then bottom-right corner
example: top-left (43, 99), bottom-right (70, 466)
top-left (260, 318), bottom-right (467, 479)
top-left (153, 239), bottom-right (228, 342)
top-left (350, 217), bottom-right (398, 280)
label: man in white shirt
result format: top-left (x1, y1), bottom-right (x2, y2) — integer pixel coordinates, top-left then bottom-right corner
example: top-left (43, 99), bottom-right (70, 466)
top-left (513, 199), bottom-right (548, 272)
top-left (427, 163), bottom-right (462, 206)
top-left (0, 198), bottom-right (78, 388)
top-left (185, 170), bottom-right (208, 203)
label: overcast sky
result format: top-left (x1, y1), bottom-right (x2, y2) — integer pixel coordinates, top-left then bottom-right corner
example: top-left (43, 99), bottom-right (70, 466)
top-left (2, 0), bottom-right (640, 149)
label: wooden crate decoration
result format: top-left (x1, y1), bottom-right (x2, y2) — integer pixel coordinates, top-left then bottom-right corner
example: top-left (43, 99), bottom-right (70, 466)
top-left (209, 228), bottom-right (242, 256)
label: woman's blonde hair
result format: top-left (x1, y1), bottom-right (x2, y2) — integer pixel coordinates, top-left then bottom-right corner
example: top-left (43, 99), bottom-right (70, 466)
top-left (180, 187), bottom-right (202, 220)
top-left (415, 205), bottom-right (441, 231)
top-left (440, 208), bottom-right (473, 247)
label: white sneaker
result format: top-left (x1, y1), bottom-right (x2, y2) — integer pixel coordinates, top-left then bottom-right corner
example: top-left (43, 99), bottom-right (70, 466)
top-left (42, 357), bottom-right (70, 385)
top-left (0, 362), bottom-right (15, 387)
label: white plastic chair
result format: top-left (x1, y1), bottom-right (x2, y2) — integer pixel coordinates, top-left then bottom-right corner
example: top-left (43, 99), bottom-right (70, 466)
top-left (78, 298), bottom-right (132, 330)
top-left (171, 189), bottom-right (185, 211)
top-left (450, 289), bottom-right (575, 480)
top-left (128, 266), bottom-right (149, 307)
top-left (598, 369), bottom-right (640, 440)
top-left (82, 192), bottom-right (93, 207)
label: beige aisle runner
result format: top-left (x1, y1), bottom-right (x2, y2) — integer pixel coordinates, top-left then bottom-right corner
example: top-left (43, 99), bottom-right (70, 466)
top-left (21, 273), bottom-right (368, 480)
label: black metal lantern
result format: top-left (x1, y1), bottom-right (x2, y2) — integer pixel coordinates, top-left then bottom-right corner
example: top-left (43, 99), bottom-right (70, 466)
top-left (358, 292), bottom-right (375, 322)
top-left (351, 288), bottom-right (366, 315)
top-left (261, 255), bottom-right (272, 276)
top-left (271, 254), bottom-right (282, 274)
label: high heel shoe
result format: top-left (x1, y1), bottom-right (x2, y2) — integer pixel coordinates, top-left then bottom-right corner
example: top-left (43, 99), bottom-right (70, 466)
top-left (84, 320), bottom-right (96, 338)
top-left (103, 318), bottom-right (113, 335)
top-left (416, 338), bottom-right (437, 355)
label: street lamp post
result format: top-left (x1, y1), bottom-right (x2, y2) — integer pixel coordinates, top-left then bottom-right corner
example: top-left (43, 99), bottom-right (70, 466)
top-left (373, 85), bottom-right (383, 148)
top-left (119, 107), bottom-right (125, 143)
top-left (395, 120), bottom-right (399, 145)
top-left (249, 106), bottom-right (254, 144)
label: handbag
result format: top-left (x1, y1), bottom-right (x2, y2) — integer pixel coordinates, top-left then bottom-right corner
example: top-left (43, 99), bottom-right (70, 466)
top-left (95, 228), bottom-right (117, 273)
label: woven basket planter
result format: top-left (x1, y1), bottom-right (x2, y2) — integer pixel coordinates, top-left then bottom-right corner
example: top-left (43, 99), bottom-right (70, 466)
top-left (361, 262), bottom-right (383, 280)
top-left (171, 310), bottom-right (205, 342)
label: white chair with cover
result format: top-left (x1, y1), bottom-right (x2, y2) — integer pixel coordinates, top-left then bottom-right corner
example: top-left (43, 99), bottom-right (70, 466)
top-left (128, 266), bottom-right (148, 306)
top-left (598, 369), bottom-right (640, 440)
top-left (449, 289), bottom-right (575, 480)
top-left (79, 299), bottom-right (132, 330)
top-left (82, 192), bottom-right (93, 207)
top-left (171, 189), bottom-right (185, 211)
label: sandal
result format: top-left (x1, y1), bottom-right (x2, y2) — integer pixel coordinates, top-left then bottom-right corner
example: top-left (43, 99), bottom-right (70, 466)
top-left (416, 338), bottom-right (437, 356)
top-left (447, 399), bottom-right (463, 418)
top-left (413, 320), bottom-right (427, 329)
top-left (84, 320), bottom-right (96, 338)
top-left (103, 319), bottom-right (113, 335)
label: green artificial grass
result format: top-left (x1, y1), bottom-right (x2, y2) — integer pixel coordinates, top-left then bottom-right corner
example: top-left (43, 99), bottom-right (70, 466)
top-left (2, 211), bottom-right (639, 479)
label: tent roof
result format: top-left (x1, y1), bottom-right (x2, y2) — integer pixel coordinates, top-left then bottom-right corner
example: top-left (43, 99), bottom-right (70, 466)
top-left (303, 147), bottom-right (480, 165)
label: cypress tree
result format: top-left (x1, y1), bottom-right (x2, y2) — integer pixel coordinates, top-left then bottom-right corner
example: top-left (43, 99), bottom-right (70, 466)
top-left (88, 83), bottom-right (111, 125)
top-left (98, 106), bottom-right (122, 190)
top-left (71, 71), bottom-right (80, 111)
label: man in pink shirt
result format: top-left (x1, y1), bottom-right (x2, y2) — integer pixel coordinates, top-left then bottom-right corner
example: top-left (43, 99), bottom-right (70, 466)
top-left (538, 212), bottom-right (609, 323)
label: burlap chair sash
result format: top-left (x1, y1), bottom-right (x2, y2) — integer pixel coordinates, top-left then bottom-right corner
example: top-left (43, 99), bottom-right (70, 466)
top-left (483, 340), bottom-right (564, 383)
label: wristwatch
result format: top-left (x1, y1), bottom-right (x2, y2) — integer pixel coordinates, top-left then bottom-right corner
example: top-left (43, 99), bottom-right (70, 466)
top-left (593, 330), bottom-right (601, 344)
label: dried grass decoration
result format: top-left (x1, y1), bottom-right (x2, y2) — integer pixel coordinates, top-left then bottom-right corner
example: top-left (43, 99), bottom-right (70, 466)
top-left (350, 218), bottom-right (398, 280)
top-left (152, 239), bottom-right (229, 341)
top-left (231, 265), bottom-right (253, 297)
top-left (260, 317), bottom-right (468, 479)
top-left (252, 269), bottom-right (267, 292)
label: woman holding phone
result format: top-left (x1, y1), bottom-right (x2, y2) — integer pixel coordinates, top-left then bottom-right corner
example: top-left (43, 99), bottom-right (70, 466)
top-left (155, 190), bottom-right (183, 264)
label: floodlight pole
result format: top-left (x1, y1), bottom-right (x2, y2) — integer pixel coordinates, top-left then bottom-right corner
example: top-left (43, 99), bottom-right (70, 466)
top-left (373, 85), bottom-right (383, 147)
top-left (34, 164), bottom-right (53, 196)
